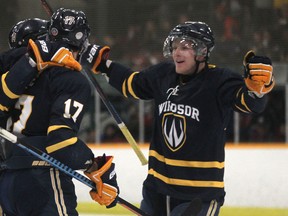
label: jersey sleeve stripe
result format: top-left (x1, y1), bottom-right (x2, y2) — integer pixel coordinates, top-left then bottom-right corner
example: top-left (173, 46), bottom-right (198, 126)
top-left (240, 93), bottom-right (252, 112)
top-left (234, 105), bottom-right (250, 113)
top-left (234, 87), bottom-right (253, 113)
top-left (48, 125), bottom-right (71, 134)
top-left (0, 104), bottom-right (9, 112)
top-left (122, 79), bottom-right (128, 98)
top-left (1, 72), bottom-right (20, 99)
top-left (46, 137), bottom-right (77, 153)
top-left (127, 72), bottom-right (139, 99)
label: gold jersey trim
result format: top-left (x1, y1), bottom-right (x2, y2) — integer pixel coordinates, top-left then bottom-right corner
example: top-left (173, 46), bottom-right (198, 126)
top-left (1, 72), bottom-right (20, 99)
top-left (148, 168), bottom-right (224, 188)
top-left (46, 137), bottom-right (77, 153)
top-left (149, 150), bottom-right (224, 169)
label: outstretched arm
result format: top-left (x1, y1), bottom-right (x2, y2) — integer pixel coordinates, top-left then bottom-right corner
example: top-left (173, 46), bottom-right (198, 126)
top-left (233, 51), bottom-right (274, 114)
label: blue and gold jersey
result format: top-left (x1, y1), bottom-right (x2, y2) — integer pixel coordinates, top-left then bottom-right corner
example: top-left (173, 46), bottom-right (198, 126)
top-left (0, 47), bottom-right (28, 128)
top-left (1, 64), bottom-right (93, 169)
top-left (106, 61), bottom-right (267, 201)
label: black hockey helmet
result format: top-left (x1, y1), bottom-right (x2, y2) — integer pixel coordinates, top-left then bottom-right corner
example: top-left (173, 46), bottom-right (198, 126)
top-left (48, 8), bottom-right (90, 50)
top-left (8, 18), bottom-right (48, 49)
top-left (163, 21), bottom-right (215, 60)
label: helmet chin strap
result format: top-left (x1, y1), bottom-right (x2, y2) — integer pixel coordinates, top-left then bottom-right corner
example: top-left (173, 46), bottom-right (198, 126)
top-left (180, 57), bottom-right (205, 84)
top-left (193, 55), bottom-right (207, 74)
top-left (193, 59), bottom-right (200, 74)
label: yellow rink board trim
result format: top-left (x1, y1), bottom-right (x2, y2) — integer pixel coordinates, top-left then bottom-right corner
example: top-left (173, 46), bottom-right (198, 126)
top-left (87, 143), bottom-right (288, 150)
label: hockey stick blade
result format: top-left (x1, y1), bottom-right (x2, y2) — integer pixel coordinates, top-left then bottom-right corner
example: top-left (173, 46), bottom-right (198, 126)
top-left (181, 198), bottom-right (202, 216)
top-left (0, 127), bottom-right (150, 216)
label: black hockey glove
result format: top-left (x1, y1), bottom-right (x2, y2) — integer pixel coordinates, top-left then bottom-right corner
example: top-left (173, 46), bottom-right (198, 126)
top-left (79, 44), bottom-right (110, 74)
top-left (27, 39), bottom-right (82, 72)
top-left (84, 154), bottom-right (119, 208)
top-left (243, 50), bottom-right (275, 98)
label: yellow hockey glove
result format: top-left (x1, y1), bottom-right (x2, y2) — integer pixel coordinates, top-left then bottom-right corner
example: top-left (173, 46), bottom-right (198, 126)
top-left (243, 50), bottom-right (275, 97)
top-left (84, 154), bottom-right (119, 208)
top-left (28, 39), bottom-right (82, 72)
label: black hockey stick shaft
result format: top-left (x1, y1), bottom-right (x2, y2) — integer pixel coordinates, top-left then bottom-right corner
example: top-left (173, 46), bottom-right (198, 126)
top-left (0, 128), bottom-right (150, 216)
top-left (40, 0), bottom-right (148, 166)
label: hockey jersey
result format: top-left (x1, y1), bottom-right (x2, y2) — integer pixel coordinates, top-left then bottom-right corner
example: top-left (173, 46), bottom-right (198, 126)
top-left (0, 54), bottom-right (94, 169)
top-left (105, 61), bottom-right (267, 202)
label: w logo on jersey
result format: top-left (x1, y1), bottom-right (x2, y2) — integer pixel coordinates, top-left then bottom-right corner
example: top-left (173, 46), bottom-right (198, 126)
top-left (162, 113), bottom-right (186, 151)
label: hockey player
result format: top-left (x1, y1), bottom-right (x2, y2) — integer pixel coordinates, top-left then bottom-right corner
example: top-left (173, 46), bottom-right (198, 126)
top-left (0, 18), bottom-right (50, 168)
top-left (79, 21), bottom-right (275, 215)
top-left (0, 8), bottom-right (118, 215)
top-left (0, 18), bottom-right (49, 126)
top-left (0, 17), bottom-right (49, 214)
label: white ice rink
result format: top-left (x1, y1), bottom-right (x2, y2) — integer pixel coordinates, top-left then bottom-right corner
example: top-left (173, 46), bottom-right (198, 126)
top-left (75, 145), bottom-right (288, 208)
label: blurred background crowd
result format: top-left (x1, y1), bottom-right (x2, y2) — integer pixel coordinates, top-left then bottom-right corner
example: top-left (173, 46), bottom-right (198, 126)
top-left (0, 0), bottom-right (287, 144)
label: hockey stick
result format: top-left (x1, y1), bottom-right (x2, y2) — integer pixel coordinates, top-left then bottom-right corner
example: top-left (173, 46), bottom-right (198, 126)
top-left (83, 70), bottom-right (148, 165)
top-left (0, 128), bottom-right (149, 216)
top-left (40, 0), bottom-right (148, 166)
top-left (40, 0), bottom-right (53, 16)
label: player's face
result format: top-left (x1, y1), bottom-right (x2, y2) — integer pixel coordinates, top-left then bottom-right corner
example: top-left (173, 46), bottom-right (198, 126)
top-left (172, 39), bottom-right (202, 75)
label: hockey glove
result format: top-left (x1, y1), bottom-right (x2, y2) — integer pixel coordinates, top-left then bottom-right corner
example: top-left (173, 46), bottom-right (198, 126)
top-left (28, 39), bottom-right (82, 72)
top-left (79, 44), bottom-right (110, 74)
top-left (84, 154), bottom-right (119, 208)
top-left (243, 50), bottom-right (275, 98)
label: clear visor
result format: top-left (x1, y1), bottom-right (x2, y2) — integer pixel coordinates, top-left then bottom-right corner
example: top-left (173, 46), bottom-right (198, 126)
top-left (163, 36), bottom-right (207, 58)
